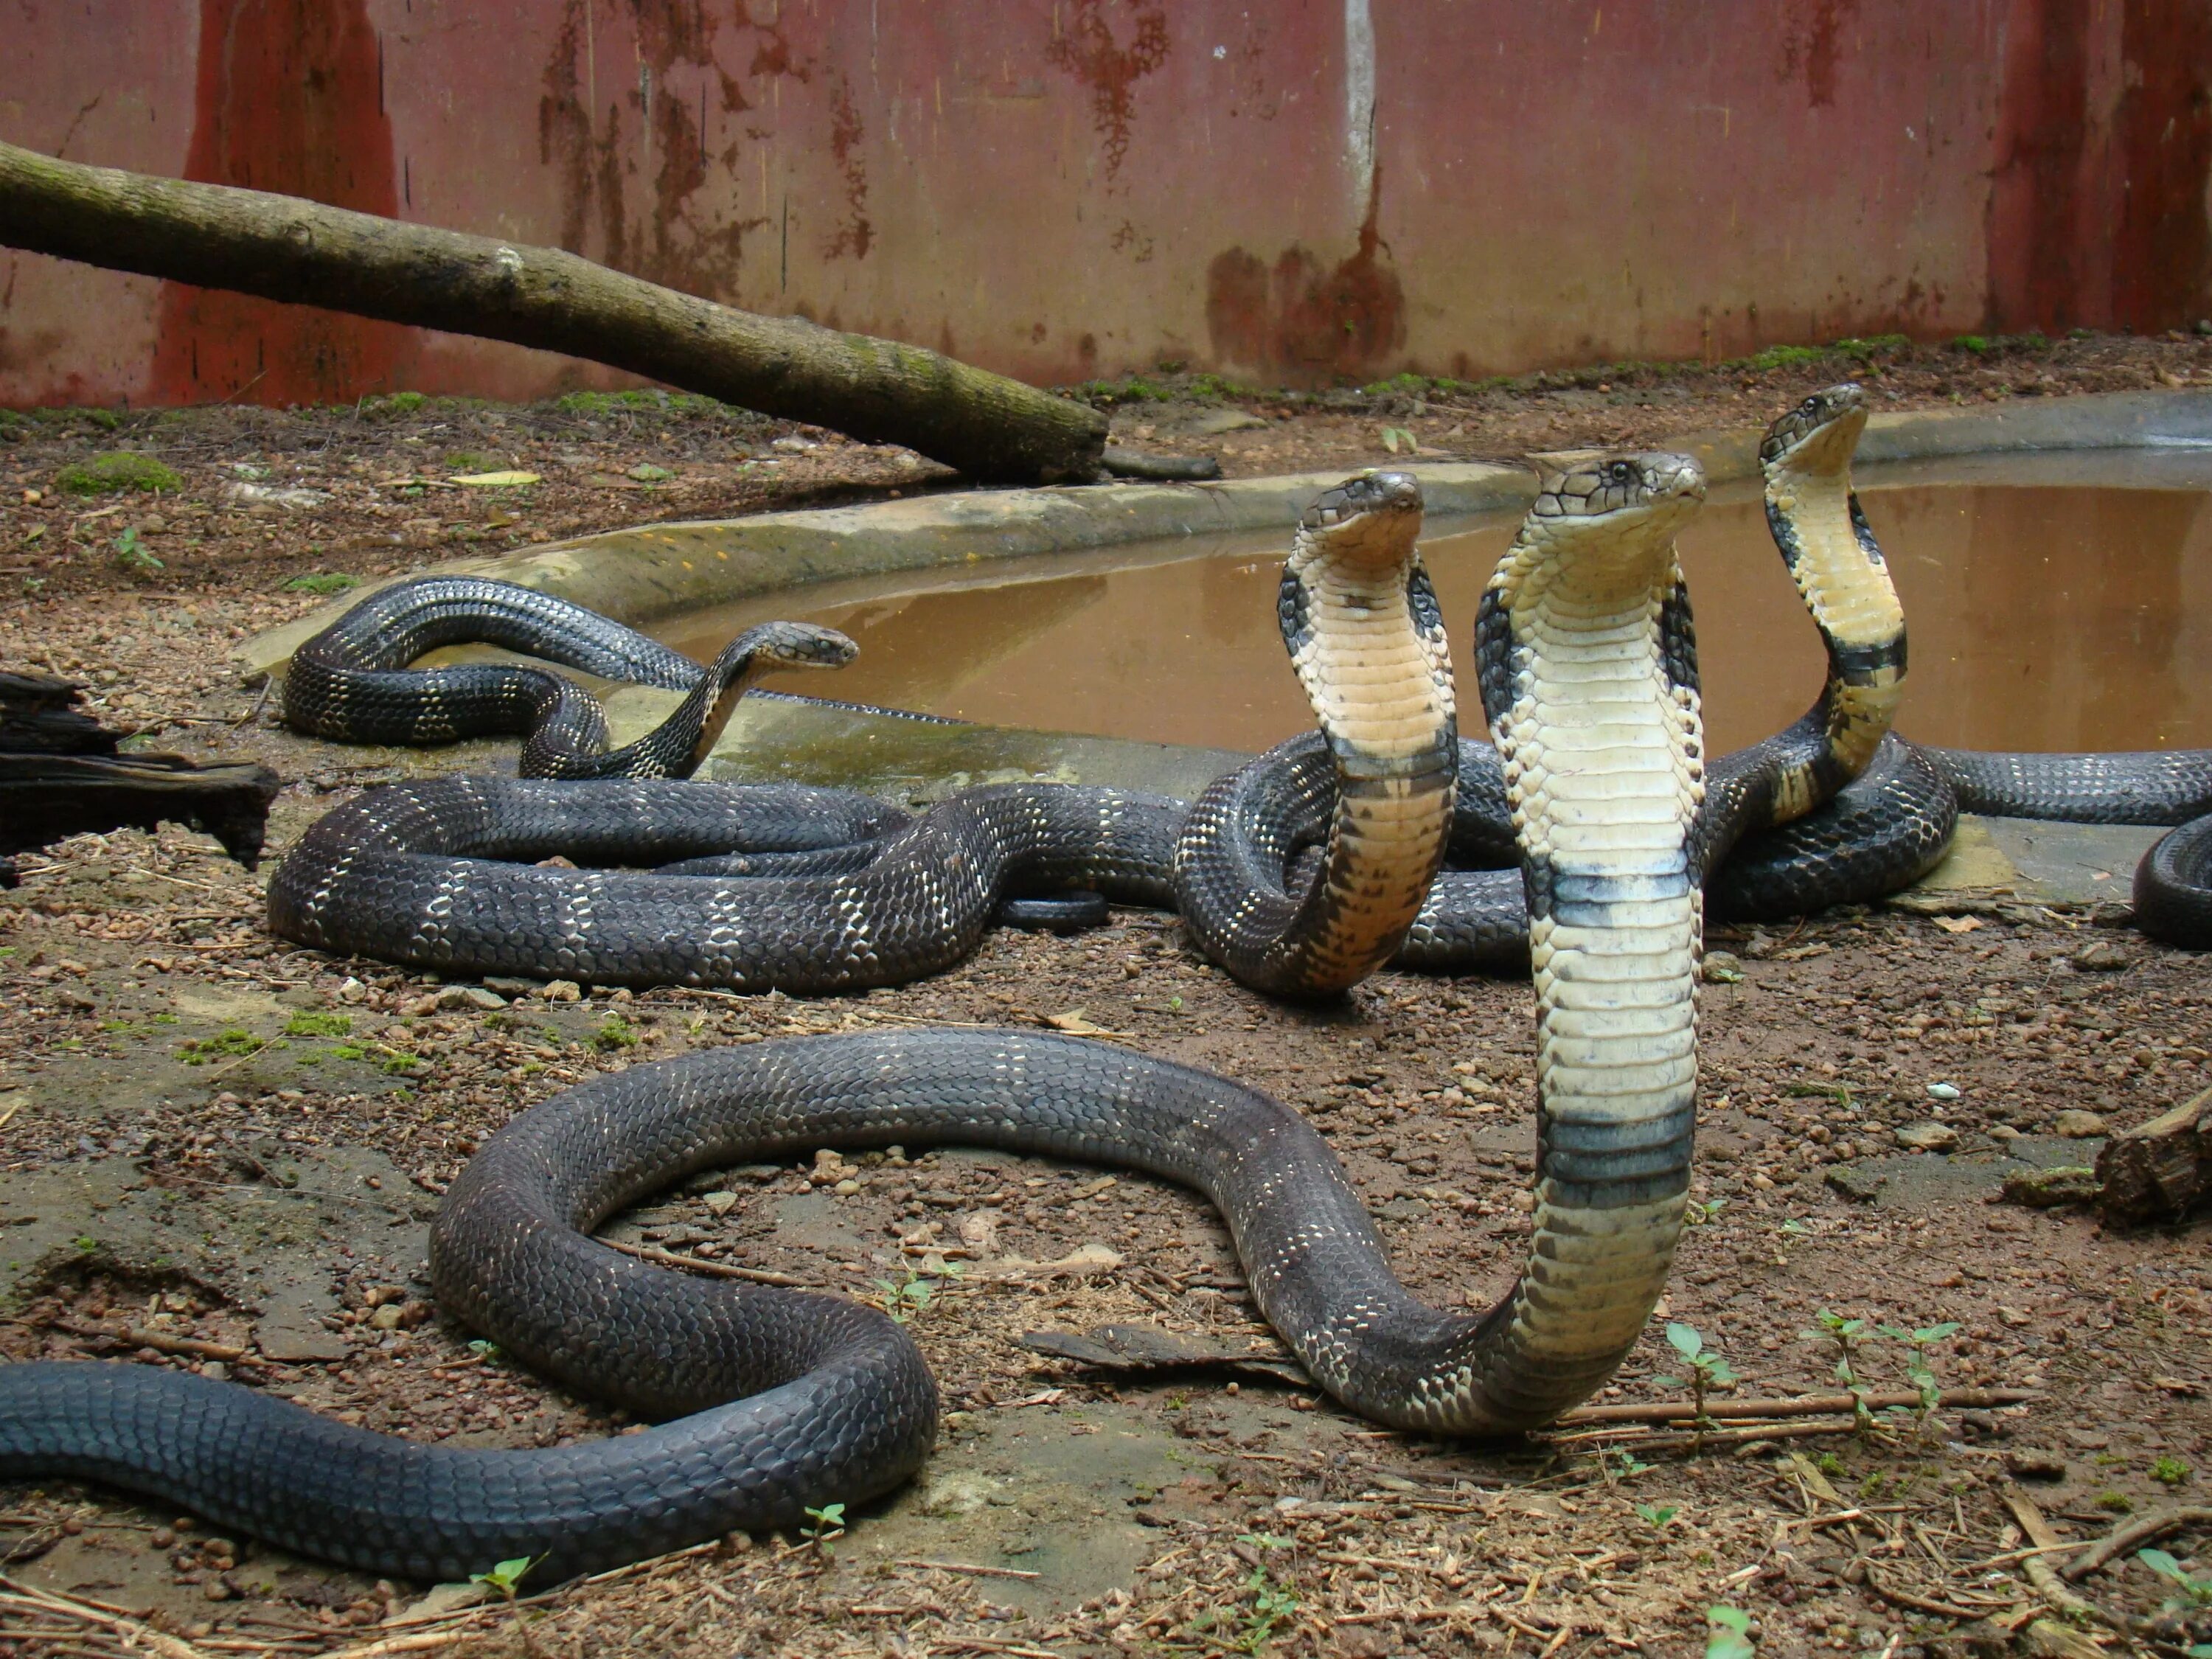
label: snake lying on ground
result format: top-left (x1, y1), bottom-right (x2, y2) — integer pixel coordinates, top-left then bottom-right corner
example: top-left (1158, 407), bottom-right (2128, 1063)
top-left (0, 451), bottom-right (1712, 1582)
top-left (268, 474), bottom-right (1462, 992)
top-left (284, 576), bottom-right (864, 779)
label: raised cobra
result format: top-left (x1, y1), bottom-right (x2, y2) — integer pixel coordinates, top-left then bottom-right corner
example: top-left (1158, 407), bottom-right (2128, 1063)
top-left (1234, 386), bottom-right (1950, 972)
top-left (1172, 470), bottom-right (1458, 995)
top-left (0, 453), bottom-right (1710, 1582)
top-left (282, 576), bottom-right (860, 779)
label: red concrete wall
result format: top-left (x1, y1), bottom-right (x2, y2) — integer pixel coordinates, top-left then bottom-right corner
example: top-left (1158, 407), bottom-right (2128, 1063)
top-left (2, 0), bottom-right (2208, 408)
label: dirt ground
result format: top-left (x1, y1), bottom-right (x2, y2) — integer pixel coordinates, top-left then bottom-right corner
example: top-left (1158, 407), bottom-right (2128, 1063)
top-left (3, 332), bottom-right (2212, 1659)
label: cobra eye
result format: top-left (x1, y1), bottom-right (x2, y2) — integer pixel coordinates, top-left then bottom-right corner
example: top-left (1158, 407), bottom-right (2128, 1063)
top-left (1607, 462), bottom-right (1634, 484)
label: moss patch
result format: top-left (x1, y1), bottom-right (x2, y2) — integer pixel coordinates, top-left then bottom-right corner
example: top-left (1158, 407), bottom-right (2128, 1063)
top-left (55, 451), bottom-right (184, 496)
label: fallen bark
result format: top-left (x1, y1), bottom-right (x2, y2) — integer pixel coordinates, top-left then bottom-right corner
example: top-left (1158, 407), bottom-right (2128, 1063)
top-left (0, 139), bottom-right (1108, 485)
top-left (2098, 1085), bottom-right (2212, 1222)
top-left (0, 672), bottom-right (279, 880)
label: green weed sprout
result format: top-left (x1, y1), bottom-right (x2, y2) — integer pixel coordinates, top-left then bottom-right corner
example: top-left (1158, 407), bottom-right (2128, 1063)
top-left (801, 1501), bottom-right (846, 1559)
top-left (1654, 1322), bottom-right (1737, 1447)
top-left (870, 1262), bottom-right (964, 1324)
top-left (1876, 1321), bottom-right (1961, 1427)
top-left (112, 527), bottom-right (164, 575)
top-left (1804, 1310), bottom-right (1875, 1431)
top-left (1237, 1565), bottom-right (1299, 1652)
top-left (469, 1554), bottom-right (537, 1601)
top-left (1635, 1502), bottom-right (1680, 1531)
top-left (2140, 1548), bottom-right (2212, 1609)
top-left (1705, 1605), bottom-right (1755, 1659)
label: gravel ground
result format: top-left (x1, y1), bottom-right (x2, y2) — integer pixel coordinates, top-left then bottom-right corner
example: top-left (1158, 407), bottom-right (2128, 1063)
top-left (3, 333), bottom-right (2211, 1659)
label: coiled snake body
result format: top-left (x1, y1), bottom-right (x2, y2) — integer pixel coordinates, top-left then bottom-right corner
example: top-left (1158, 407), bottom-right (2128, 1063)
top-left (4, 454), bottom-right (1713, 1580)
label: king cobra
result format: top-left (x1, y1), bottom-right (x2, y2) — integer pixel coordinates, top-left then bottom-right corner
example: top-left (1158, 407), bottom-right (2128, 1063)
top-left (1228, 386), bottom-right (1949, 973)
top-left (266, 474), bottom-right (1461, 992)
top-left (0, 453), bottom-right (1710, 1582)
top-left (1389, 383), bottom-right (2212, 954)
top-left (284, 575), bottom-right (865, 779)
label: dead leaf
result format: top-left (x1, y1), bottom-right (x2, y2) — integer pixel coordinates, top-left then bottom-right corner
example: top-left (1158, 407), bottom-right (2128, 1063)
top-left (956, 1210), bottom-right (1001, 1255)
top-left (449, 470), bottom-right (541, 487)
top-left (1932, 915), bottom-right (1984, 934)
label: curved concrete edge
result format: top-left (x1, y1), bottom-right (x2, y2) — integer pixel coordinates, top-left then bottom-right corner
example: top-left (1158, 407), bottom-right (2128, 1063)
top-left (242, 386), bottom-right (2212, 684)
top-left (240, 459), bottom-right (1534, 681)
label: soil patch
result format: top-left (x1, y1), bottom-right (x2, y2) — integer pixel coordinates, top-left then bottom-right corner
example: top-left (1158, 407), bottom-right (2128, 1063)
top-left (4, 342), bottom-right (2212, 1657)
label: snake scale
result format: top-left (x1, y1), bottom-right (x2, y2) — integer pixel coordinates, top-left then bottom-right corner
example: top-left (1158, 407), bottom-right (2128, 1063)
top-left (4, 452), bottom-right (1713, 1580)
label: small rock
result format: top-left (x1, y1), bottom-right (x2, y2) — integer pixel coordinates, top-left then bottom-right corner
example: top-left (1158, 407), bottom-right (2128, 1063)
top-left (2070, 939), bottom-right (2130, 972)
top-left (202, 1579), bottom-right (233, 1601)
top-left (701, 1191), bottom-right (739, 1216)
top-left (1896, 1121), bottom-right (1961, 1152)
top-left (1700, 950), bottom-right (1745, 984)
top-left (484, 976), bottom-right (537, 996)
top-left (1183, 408), bottom-right (1267, 436)
top-left (1825, 1166), bottom-right (1888, 1203)
top-left (335, 977), bottom-right (368, 1004)
top-left (2052, 1108), bottom-right (2107, 1139)
top-left (833, 1178), bottom-right (862, 1197)
top-left (540, 980), bottom-right (582, 1002)
top-left (400, 994), bottom-right (439, 1017)
top-left (2002, 1166), bottom-right (2101, 1208)
top-left (436, 984), bottom-right (507, 1011)
top-left (2004, 1448), bottom-right (2067, 1481)
top-left (369, 1304), bottom-right (405, 1331)
top-left (198, 1361), bottom-right (226, 1382)
top-left (1989, 1123), bottom-right (2022, 1142)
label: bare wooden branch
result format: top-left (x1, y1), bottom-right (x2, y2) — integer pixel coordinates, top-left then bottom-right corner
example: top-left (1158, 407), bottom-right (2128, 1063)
top-left (0, 139), bottom-right (1108, 485)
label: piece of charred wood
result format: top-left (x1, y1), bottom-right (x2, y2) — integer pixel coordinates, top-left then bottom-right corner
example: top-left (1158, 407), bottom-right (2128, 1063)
top-left (2096, 1085), bottom-right (2212, 1223)
top-left (0, 670), bottom-right (116, 754)
top-left (0, 754), bottom-right (282, 886)
top-left (0, 675), bottom-right (281, 888)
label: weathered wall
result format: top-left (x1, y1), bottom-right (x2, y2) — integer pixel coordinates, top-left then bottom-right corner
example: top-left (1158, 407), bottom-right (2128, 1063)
top-left (2, 0), bottom-right (2208, 408)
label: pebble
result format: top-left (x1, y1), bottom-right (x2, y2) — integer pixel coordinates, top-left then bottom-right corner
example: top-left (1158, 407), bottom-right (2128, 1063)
top-left (2053, 1108), bottom-right (2107, 1139)
top-left (1896, 1121), bottom-right (1961, 1152)
top-left (539, 980), bottom-right (582, 1002)
top-left (2004, 1448), bottom-right (2068, 1481)
top-left (834, 1178), bottom-right (862, 1197)
top-left (1700, 950), bottom-right (1745, 984)
top-left (701, 1191), bottom-right (739, 1216)
top-left (436, 984), bottom-right (507, 1011)
top-left (2070, 939), bottom-right (2132, 971)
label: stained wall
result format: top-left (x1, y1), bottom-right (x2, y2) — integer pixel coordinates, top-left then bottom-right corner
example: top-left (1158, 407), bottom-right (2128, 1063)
top-left (1, 0), bottom-right (2207, 407)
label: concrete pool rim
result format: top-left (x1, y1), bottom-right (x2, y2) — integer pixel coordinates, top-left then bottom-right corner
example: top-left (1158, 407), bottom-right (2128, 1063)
top-left (240, 386), bottom-right (2212, 684)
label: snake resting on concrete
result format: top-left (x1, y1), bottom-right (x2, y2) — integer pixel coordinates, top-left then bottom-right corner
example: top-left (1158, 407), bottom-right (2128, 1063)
top-left (264, 472), bottom-right (1469, 995)
top-left (1, 451), bottom-right (1713, 1581)
top-left (264, 386), bottom-right (2212, 999)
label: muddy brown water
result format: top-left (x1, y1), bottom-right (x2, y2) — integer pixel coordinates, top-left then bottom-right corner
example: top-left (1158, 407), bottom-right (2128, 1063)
top-left (660, 451), bottom-right (2212, 761)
